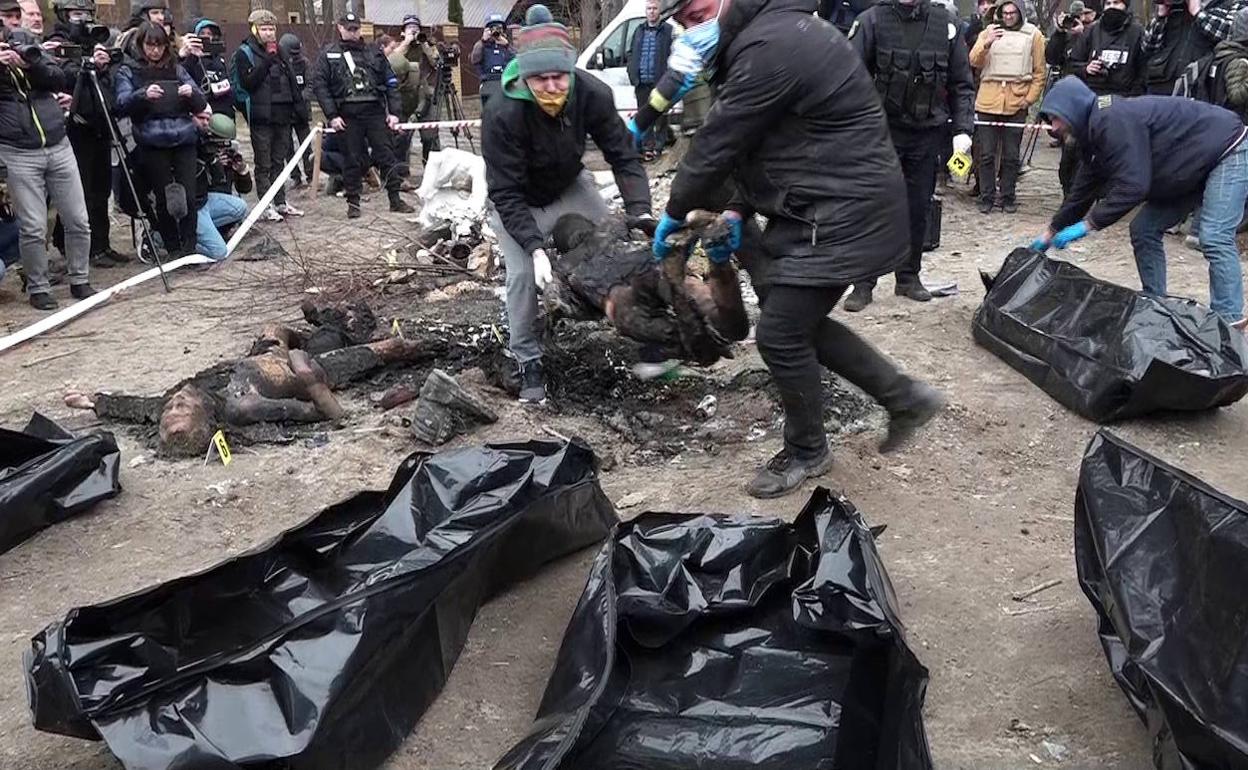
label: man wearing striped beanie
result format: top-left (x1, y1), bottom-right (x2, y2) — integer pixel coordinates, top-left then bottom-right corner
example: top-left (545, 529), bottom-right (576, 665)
top-left (483, 4), bottom-right (653, 404)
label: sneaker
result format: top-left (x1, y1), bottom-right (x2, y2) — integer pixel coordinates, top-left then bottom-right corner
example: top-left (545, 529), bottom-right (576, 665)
top-left (632, 360), bottom-right (681, 381)
top-left (895, 282), bottom-right (932, 302)
top-left (977, 197), bottom-right (994, 214)
top-left (326, 177), bottom-right (343, 197)
top-left (389, 196), bottom-right (415, 214)
top-left (1001, 198), bottom-right (1019, 214)
top-left (29, 292), bottom-right (58, 311)
top-left (517, 360), bottom-right (547, 404)
top-left (880, 381), bottom-right (946, 454)
top-left (347, 200), bottom-right (362, 219)
top-left (843, 285), bottom-right (873, 312)
top-left (1184, 234), bottom-right (1201, 251)
top-left (1232, 318), bottom-right (1247, 331)
top-left (70, 283), bottom-right (98, 300)
top-left (276, 203), bottom-right (304, 217)
top-left (745, 448), bottom-right (833, 499)
top-left (263, 205), bottom-right (284, 222)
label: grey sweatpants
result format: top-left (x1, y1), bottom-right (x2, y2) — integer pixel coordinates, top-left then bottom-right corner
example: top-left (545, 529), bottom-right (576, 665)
top-left (1, 139), bottom-right (90, 295)
top-left (489, 171), bottom-right (609, 363)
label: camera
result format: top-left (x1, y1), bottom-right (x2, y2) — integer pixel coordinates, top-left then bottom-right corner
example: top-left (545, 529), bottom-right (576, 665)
top-left (54, 42), bottom-right (84, 59)
top-left (437, 40), bottom-right (460, 67)
top-left (202, 39), bottom-right (225, 56)
top-left (1060, 13), bottom-right (1079, 28)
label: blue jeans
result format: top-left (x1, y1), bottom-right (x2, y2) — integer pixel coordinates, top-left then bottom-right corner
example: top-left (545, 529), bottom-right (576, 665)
top-left (196, 192), bottom-right (249, 261)
top-left (1129, 140), bottom-right (1248, 322)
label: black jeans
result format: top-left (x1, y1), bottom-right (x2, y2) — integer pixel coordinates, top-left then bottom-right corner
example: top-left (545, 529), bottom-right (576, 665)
top-left (858, 127), bottom-right (939, 291)
top-left (341, 107), bottom-right (402, 200)
top-left (55, 124), bottom-right (112, 256)
top-left (250, 122), bottom-right (292, 206)
top-left (974, 108), bottom-right (1027, 203)
top-left (135, 143), bottom-right (197, 255)
top-left (755, 283), bottom-right (908, 460)
top-left (290, 120), bottom-right (313, 184)
top-left (634, 83), bottom-right (668, 152)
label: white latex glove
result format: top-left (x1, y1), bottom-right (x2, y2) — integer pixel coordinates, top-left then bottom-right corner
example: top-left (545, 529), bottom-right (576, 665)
top-left (953, 133), bottom-right (973, 155)
top-left (532, 248), bottom-right (553, 291)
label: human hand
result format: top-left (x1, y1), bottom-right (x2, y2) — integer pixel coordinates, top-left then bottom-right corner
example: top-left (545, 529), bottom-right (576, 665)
top-left (1030, 235), bottom-right (1050, 252)
top-left (330, 116), bottom-right (346, 131)
top-left (92, 45), bottom-right (110, 68)
top-left (652, 213), bottom-right (685, 260)
top-left (386, 114), bottom-right (400, 131)
top-left (1188, 0), bottom-right (1202, 16)
top-left (987, 24), bottom-right (1004, 43)
top-left (0, 46), bottom-right (26, 68)
top-left (1086, 59), bottom-right (1104, 75)
top-left (55, 92), bottom-right (72, 110)
top-left (1157, 1), bottom-right (1169, 15)
top-left (1053, 220), bottom-right (1091, 249)
top-left (952, 133), bottom-right (973, 155)
top-left (532, 248), bottom-right (553, 290)
top-left (145, 83), bottom-right (165, 100)
top-left (706, 211), bottom-right (743, 264)
top-left (182, 34), bottom-right (203, 58)
top-left (178, 83), bottom-right (193, 98)
top-left (496, 34), bottom-right (509, 45)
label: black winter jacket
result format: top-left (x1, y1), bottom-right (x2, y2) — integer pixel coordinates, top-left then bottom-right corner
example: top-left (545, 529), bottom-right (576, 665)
top-left (483, 68), bottom-right (651, 255)
top-left (0, 30), bottom-right (69, 149)
top-left (310, 38), bottom-right (400, 121)
top-left (1069, 18), bottom-right (1145, 96)
top-left (195, 138), bottom-right (254, 208)
top-left (47, 23), bottom-right (119, 138)
top-left (232, 35), bottom-right (304, 124)
top-left (667, 0), bottom-right (909, 287)
top-left (1046, 76), bottom-right (1247, 231)
top-left (183, 53), bottom-right (235, 119)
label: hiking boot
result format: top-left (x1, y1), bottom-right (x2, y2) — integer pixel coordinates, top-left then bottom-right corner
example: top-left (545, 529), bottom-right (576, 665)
top-left (411, 368), bottom-right (499, 445)
top-left (517, 359), bottom-right (547, 404)
top-left (895, 282), bottom-right (932, 302)
top-left (880, 380), bottom-right (946, 454)
top-left (70, 283), bottom-right (97, 300)
top-left (347, 200), bottom-right (362, 219)
top-left (745, 448), bottom-right (833, 499)
top-left (389, 195), bottom-right (415, 214)
top-left (977, 197), bottom-right (995, 214)
top-left (276, 203), bottom-right (305, 217)
top-left (1001, 198), bottom-right (1019, 214)
top-left (29, 292), bottom-right (58, 311)
top-left (843, 285), bottom-right (873, 312)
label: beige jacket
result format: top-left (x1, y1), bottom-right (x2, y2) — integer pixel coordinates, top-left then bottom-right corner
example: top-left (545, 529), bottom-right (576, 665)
top-left (970, 24), bottom-right (1046, 116)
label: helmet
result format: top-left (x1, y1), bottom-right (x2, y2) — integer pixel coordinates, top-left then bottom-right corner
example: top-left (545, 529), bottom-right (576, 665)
top-left (248, 8), bottom-right (278, 26)
top-left (207, 113), bottom-right (237, 140)
top-left (279, 31), bottom-right (301, 56)
top-left (134, 0), bottom-right (167, 14)
top-left (485, 12), bottom-right (505, 27)
top-left (52, 0), bottom-right (95, 23)
top-left (401, 13), bottom-right (421, 27)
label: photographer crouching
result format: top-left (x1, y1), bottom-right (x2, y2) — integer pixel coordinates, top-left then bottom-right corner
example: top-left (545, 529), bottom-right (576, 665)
top-left (0, 0), bottom-right (95, 310)
top-left (193, 112), bottom-right (251, 260)
top-left (45, 0), bottom-right (130, 267)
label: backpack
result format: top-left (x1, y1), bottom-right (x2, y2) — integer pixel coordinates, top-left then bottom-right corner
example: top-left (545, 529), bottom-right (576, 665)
top-left (229, 44), bottom-right (255, 122)
top-left (1173, 52), bottom-right (1223, 105)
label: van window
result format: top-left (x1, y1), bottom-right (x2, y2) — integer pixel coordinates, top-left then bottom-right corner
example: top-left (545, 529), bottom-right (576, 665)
top-left (597, 16), bottom-right (645, 68)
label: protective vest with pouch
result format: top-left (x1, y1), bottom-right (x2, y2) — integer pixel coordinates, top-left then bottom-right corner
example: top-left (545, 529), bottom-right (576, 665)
top-left (981, 24), bottom-right (1037, 81)
top-left (873, 6), bottom-right (951, 125)
top-left (343, 51), bottom-right (379, 102)
top-left (479, 43), bottom-right (510, 82)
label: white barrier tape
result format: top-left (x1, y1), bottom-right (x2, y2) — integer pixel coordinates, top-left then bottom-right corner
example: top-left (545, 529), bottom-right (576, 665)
top-left (0, 125), bottom-right (322, 356)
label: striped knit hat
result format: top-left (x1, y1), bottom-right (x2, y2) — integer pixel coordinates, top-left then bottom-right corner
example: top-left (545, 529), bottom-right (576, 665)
top-left (515, 5), bottom-right (576, 79)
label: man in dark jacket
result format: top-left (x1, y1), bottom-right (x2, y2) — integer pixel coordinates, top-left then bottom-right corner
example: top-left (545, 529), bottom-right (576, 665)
top-left (182, 19), bottom-right (234, 120)
top-left (232, 9), bottom-right (304, 220)
top-left (1141, 0), bottom-right (1244, 94)
top-left (628, 0), bottom-right (673, 158)
top-left (279, 32), bottom-right (314, 187)
top-left (1034, 76), bottom-right (1248, 328)
top-left (471, 13), bottom-right (515, 107)
top-left (1046, 1), bottom-right (1092, 76)
top-left (845, 0), bottom-right (975, 311)
top-left (483, 4), bottom-right (652, 404)
top-left (656, 0), bottom-right (945, 498)
top-left (194, 113), bottom-right (251, 260)
top-left (0, 15), bottom-right (95, 309)
top-left (311, 11), bottom-right (413, 219)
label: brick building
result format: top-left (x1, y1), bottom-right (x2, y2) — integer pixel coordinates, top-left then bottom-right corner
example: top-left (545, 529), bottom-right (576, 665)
top-left (92, 0), bottom-right (311, 27)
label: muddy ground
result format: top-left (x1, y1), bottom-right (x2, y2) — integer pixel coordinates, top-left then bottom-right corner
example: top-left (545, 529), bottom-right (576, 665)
top-left (2, 142), bottom-right (1245, 770)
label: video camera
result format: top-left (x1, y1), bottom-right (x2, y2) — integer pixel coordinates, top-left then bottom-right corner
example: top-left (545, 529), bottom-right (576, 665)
top-left (202, 39), bottom-right (225, 56)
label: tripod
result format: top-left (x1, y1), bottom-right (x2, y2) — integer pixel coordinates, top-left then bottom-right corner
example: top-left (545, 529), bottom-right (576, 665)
top-left (1020, 66), bottom-right (1060, 169)
top-left (431, 61), bottom-right (476, 153)
top-left (88, 67), bottom-right (170, 291)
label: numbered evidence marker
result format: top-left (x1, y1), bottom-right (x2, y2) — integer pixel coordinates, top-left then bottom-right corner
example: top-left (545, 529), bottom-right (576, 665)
top-left (207, 429), bottom-right (233, 466)
top-left (947, 150), bottom-right (973, 183)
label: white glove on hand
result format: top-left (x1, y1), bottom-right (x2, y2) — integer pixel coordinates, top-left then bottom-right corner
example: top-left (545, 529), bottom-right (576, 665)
top-left (953, 133), bottom-right (973, 155)
top-left (532, 248), bottom-right (553, 291)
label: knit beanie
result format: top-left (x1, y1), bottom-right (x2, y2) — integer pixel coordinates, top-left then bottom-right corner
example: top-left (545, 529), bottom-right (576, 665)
top-left (1234, 6), bottom-right (1248, 40)
top-left (515, 5), bottom-right (576, 79)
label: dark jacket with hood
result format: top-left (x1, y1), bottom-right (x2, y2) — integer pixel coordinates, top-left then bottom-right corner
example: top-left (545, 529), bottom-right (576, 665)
top-left (232, 34), bottom-right (305, 124)
top-left (1046, 76), bottom-right (1248, 231)
top-left (666, 0), bottom-right (909, 287)
top-left (483, 62), bottom-right (651, 255)
top-left (1068, 13), bottom-right (1146, 95)
top-left (115, 54), bottom-right (208, 148)
top-left (0, 28), bottom-right (70, 149)
top-left (849, 0), bottom-right (976, 135)
top-left (310, 37), bottom-right (401, 120)
top-left (182, 19), bottom-right (235, 119)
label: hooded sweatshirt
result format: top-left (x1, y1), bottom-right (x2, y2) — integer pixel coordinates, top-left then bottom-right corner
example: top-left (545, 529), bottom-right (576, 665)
top-left (969, 0), bottom-right (1047, 114)
top-left (1045, 76), bottom-right (1247, 231)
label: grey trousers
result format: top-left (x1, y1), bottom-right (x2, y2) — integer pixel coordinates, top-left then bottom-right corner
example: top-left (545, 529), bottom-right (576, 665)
top-left (1, 139), bottom-right (90, 295)
top-left (490, 171), bottom-right (609, 363)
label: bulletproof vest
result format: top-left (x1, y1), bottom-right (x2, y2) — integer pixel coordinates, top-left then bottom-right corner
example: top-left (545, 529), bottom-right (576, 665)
top-left (479, 42), bottom-right (509, 81)
top-left (201, 57), bottom-right (232, 101)
top-left (1085, 23), bottom-right (1139, 94)
top-left (872, 6), bottom-right (951, 125)
top-left (980, 24), bottom-right (1037, 81)
top-left (342, 48), bottom-right (380, 102)
top-left (267, 57), bottom-right (294, 103)
top-left (1146, 11), bottom-right (1214, 93)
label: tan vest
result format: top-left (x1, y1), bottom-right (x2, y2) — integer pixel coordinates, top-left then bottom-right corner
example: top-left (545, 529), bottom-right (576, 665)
top-left (981, 25), bottom-right (1037, 82)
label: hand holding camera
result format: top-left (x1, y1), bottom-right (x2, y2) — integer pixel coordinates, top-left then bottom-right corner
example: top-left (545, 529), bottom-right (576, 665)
top-left (985, 24), bottom-right (1005, 43)
top-left (181, 34), bottom-right (204, 58)
top-left (92, 44), bottom-right (110, 69)
top-left (1086, 59), bottom-right (1104, 75)
top-left (0, 43), bottom-right (28, 68)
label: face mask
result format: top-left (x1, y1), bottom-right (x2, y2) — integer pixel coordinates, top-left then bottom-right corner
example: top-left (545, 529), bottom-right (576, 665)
top-left (1100, 7), bottom-right (1128, 30)
top-left (668, 0), bottom-right (726, 77)
top-left (534, 88), bottom-right (568, 117)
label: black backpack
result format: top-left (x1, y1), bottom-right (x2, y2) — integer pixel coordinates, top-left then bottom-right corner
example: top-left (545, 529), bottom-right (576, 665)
top-left (1173, 52), bottom-right (1225, 105)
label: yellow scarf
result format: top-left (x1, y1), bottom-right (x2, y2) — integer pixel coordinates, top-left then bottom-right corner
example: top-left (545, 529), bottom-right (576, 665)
top-left (534, 89), bottom-right (568, 117)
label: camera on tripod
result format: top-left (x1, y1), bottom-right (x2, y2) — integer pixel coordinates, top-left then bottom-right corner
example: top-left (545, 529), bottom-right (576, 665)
top-left (437, 40), bottom-right (460, 68)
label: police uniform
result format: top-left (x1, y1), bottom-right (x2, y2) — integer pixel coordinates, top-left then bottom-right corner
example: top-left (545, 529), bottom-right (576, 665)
top-left (310, 13), bottom-right (410, 216)
top-left (848, 0), bottom-right (975, 303)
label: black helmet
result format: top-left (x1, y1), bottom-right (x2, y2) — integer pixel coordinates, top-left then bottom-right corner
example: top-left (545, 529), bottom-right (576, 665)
top-left (52, 0), bottom-right (94, 22)
top-left (133, 0), bottom-right (167, 19)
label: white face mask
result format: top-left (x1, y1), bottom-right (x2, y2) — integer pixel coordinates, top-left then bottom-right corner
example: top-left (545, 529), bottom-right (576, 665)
top-left (668, 0), bottom-right (726, 76)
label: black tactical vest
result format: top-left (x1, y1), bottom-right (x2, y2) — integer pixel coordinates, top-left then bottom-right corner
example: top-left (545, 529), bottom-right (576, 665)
top-left (873, 6), bottom-right (951, 126)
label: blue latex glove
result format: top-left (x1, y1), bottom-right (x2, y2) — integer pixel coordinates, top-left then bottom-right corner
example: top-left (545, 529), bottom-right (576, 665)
top-left (1053, 221), bottom-right (1090, 249)
top-left (1030, 236), bottom-right (1050, 252)
top-left (652, 213), bottom-right (684, 260)
top-left (626, 117), bottom-right (646, 152)
top-left (706, 211), bottom-right (743, 264)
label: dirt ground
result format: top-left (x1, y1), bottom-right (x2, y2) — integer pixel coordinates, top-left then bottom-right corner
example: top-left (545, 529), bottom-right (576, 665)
top-left (2, 141), bottom-right (1245, 770)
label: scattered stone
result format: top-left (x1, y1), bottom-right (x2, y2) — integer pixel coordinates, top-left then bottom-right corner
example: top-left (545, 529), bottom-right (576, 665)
top-left (617, 491), bottom-right (648, 509)
top-left (379, 384), bottom-right (419, 411)
top-left (1042, 740), bottom-right (1069, 762)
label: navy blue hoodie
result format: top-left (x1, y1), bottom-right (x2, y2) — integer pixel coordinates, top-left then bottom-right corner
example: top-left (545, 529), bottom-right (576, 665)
top-left (1045, 76), bottom-right (1247, 231)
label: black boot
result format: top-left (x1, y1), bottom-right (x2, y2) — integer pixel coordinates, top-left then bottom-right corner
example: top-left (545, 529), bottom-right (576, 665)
top-left (517, 359), bottom-right (546, 404)
top-left (1001, 197), bottom-right (1019, 214)
top-left (895, 282), bottom-right (932, 302)
top-left (29, 292), bottom-right (58, 311)
top-left (347, 198), bottom-right (362, 219)
top-left (411, 369), bottom-right (499, 444)
top-left (70, 283), bottom-right (98, 300)
top-left (977, 197), bottom-right (995, 214)
top-left (843, 285), bottom-right (873, 312)
top-left (389, 193), bottom-right (415, 214)
top-left (745, 448), bottom-right (833, 499)
top-left (880, 380), bottom-right (946, 453)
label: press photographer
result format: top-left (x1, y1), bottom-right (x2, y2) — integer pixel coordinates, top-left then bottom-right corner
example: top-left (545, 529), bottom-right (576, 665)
top-left (393, 14), bottom-right (445, 168)
top-left (1046, 2), bottom-right (1095, 76)
top-left (193, 112), bottom-right (251, 260)
top-left (181, 18), bottom-right (233, 120)
top-left (471, 14), bottom-right (515, 106)
top-left (1142, 0), bottom-right (1241, 93)
top-left (0, 3), bottom-right (95, 310)
top-left (44, 0), bottom-right (129, 267)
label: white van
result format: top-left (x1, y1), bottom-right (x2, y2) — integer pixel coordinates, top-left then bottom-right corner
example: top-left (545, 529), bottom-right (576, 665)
top-left (577, 0), bottom-right (684, 116)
